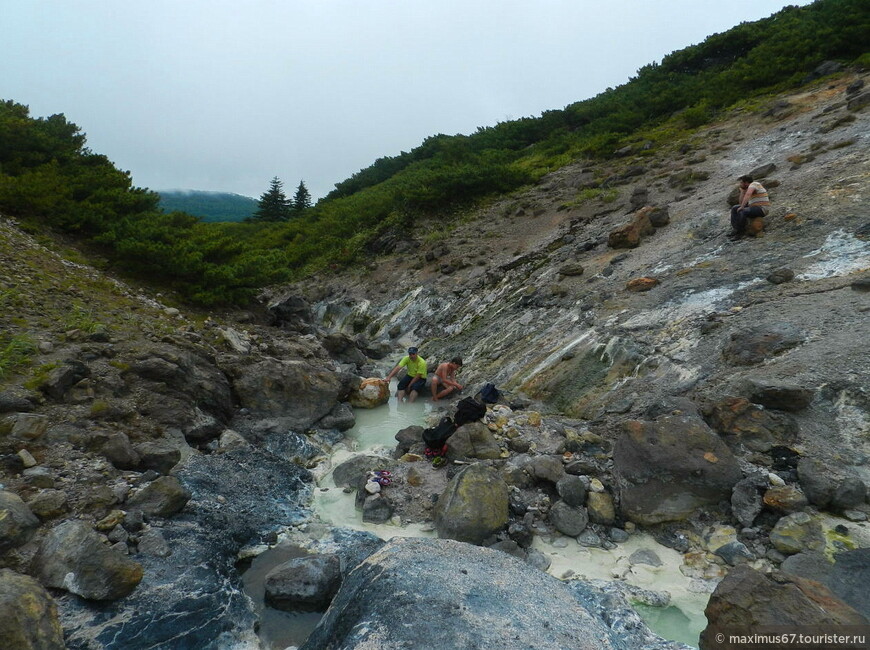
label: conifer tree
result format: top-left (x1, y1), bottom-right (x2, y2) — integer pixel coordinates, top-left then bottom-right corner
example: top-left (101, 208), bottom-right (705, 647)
top-left (251, 176), bottom-right (291, 222)
top-left (291, 180), bottom-right (312, 216)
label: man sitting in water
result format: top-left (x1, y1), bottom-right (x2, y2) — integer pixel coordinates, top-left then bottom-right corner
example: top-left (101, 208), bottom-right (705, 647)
top-left (385, 347), bottom-right (427, 402)
top-left (431, 357), bottom-right (463, 401)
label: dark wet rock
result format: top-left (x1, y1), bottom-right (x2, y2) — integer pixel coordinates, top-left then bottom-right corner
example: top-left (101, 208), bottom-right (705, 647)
top-left (447, 421), bottom-right (501, 460)
top-left (507, 521), bottom-right (534, 548)
top-left (225, 357), bottom-right (344, 429)
top-left (126, 476), bottom-right (191, 518)
top-left (0, 490), bottom-right (39, 553)
top-left (629, 187), bottom-right (649, 211)
top-left (317, 402), bottom-right (355, 432)
top-left (629, 548), bottom-right (662, 567)
top-left (722, 323), bottom-right (806, 366)
top-left (558, 262), bottom-right (585, 277)
top-left (434, 465), bottom-right (509, 545)
top-left (134, 440), bottom-right (182, 474)
top-left (549, 501), bottom-right (589, 537)
top-left (33, 520), bottom-right (143, 600)
top-left (556, 474), bottom-right (587, 507)
top-left (333, 455), bottom-right (395, 489)
top-left (797, 457), bottom-right (865, 510)
top-left (264, 553), bottom-right (342, 612)
top-left (705, 397), bottom-right (798, 452)
top-left (577, 529), bottom-right (603, 547)
top-left (39, 359), bottom-right (89, 401)
top-left (714, 541), bottom-right (755, 566)
top-left (0, 569), bottom-right (65, 650)
top-left (747, 381), bottom-right (814, 411)
top-left (846, 91), bottom-right (870, 112)
top-left (700, 565), bottom-right (867, 649)
top-left (609, 527), bottom-right (630, 543)
top-left (769, 512), bottom-right (825, 555)
top-left (301, 537), bottom-right (683, 650)
top-left (731, 474), bottom-right (767, 527)
top-left (613, 416), bottom-right (741, 525)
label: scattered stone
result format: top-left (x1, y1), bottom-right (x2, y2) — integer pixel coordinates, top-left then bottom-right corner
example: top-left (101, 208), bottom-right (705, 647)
top-left (134, 440), bottom-right (182, 475)
top-left (6, 413), bottom-right (49, 440)
top-left (713, 541), bottom-right (754, 566)
top-left (26, 489), bottom-right (68, 520)
top-left (435, 465), bottom-right (509, 545)
top-left (706, 397), bottom-right (798, 452)
top-left (362, 494), bottom-right (393, 524)
top-left (447, 422), bottom-right (502, 460)
top-left (127, 476), bottom-right (191, 518)
top-left (629, 548), bottom-right (662, 567)
top-left (16, 448), bottom-right (37, 468)
top-left (769, 512), bottom-right (825, 555)
top-left (586, 491), bottom-right (616, 525)
top-left (558, 262), bottom-right (585, 277)
top-left (0, 490), bottom-right (39, 553)
top-left (626, 277), bottom-right (659, 292)
top-left (101, 432), bottom-right (141, 470)
top-left (731, 474), bottom-right (767, 527)
top-left (607, 206), bottom-right (657, 249)
top-left (524, 455), bottom-right (566, 484)
top-left (722, 322), bottom-right (806, 366)
top-left (576, 529), bottom-right (603, 547)
top-left (763, 485), bottom-right (808, 512)
top-left (556, 475), bottom-right (587, 507)
top-left (747, 381), bottom-right (814, 412)
top-left (32, 519), bottom-right (143, 600)
top-left (0, 569), bottom-right (65, 650)
top-left (609, 528), bottom-right (630, 543)
top-left (549, 501), bottom-right (589, 537)
top-left (766, 268), bottom-right (795, 284)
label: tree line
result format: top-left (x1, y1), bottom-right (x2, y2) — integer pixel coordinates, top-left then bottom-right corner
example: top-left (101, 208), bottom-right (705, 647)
top-left (0, 0), bottom-right (865, 306)
top-left (248, 177), bottom-right (312, 222)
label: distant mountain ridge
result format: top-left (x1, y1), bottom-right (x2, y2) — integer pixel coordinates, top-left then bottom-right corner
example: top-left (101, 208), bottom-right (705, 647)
top-left (158, 189), bottom-right (256, 222)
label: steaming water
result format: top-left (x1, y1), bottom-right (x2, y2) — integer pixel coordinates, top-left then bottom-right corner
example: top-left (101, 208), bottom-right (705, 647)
top-left (250, 396), bottom-right (707, 648)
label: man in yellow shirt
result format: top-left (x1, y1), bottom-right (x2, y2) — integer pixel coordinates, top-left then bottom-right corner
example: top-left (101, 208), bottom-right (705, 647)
top-left (385, 347), bottom-right (428, 402)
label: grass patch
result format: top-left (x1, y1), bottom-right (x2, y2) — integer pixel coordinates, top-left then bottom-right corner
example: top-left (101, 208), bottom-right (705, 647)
top-left (0, 334), bottom-right (38, 380)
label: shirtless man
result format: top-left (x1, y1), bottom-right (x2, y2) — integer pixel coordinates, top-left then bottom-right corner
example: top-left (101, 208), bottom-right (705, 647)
top-left (431, 357), bottom-right (463, 401)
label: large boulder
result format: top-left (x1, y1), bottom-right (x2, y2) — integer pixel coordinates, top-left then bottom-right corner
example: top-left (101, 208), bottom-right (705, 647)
top-left (0, 569), bottom-right (65, 650)
top-left (722, 323), bottom-right (806, 366)
top-left (32, 520), bottom-right (144, 600)
top-left (446, 421), bottom-right (502, 460)
top-left (434, 464), bottom-right (509, 545)
top-left (227, 358), bottom-right (344, 429)
top-left (699, 565), bottom-right (867, 649)
top-left (264, 553), bottom-right (342, 612)
top-left (0, 490), bottom-right (40, 553)
top-left (301, 537), bottom-right (683, 650)
top-left (613, 416), bottom-right (742, 525)
top-left (348, 377), bottom-right (390, 409)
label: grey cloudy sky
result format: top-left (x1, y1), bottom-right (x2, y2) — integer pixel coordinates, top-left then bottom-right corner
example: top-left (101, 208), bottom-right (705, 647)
top-left (4, 0), bottom-right (810, 201)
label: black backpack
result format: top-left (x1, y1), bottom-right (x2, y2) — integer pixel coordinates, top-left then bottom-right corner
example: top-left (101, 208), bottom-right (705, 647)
top-left (479, 382), bottom-right (501, 404)
top-left (454, 396), bottom-right (487, 427)
top-left (422, 416), bottom-right (457, 447)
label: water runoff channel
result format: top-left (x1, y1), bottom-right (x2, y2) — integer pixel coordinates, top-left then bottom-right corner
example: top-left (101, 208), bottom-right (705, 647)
top-left (241, 392), bottom-right (709, 649)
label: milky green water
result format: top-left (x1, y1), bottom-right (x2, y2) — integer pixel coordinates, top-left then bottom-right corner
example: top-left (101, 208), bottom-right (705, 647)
top-left (268, 396), bottom-right (706, 647)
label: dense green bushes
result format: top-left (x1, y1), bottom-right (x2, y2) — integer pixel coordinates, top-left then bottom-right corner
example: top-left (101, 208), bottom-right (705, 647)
top-left (0, 0), bottom-right (866, 306)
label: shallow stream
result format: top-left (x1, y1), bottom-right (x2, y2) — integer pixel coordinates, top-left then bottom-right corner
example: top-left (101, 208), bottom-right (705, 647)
top-left (245, 396), bottom-right (708, 649)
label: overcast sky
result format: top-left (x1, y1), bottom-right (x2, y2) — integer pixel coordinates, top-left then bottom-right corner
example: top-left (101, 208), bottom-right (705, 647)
top-left (4, 0), bottom-right (811, 200)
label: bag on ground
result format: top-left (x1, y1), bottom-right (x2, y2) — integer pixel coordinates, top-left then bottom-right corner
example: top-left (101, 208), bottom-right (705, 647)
top-left (422, 416), bottom-right (457, 448)
top-left (454, 396), bottom-right (487, 426)
top-left (479, 382), bottom-right (501, 404)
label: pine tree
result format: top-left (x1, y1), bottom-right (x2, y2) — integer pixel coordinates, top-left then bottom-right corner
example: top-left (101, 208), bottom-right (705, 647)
top-left (291, 180), bottom-right (312, 216)
top-left (250, 176), bottom-right (291, 222)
